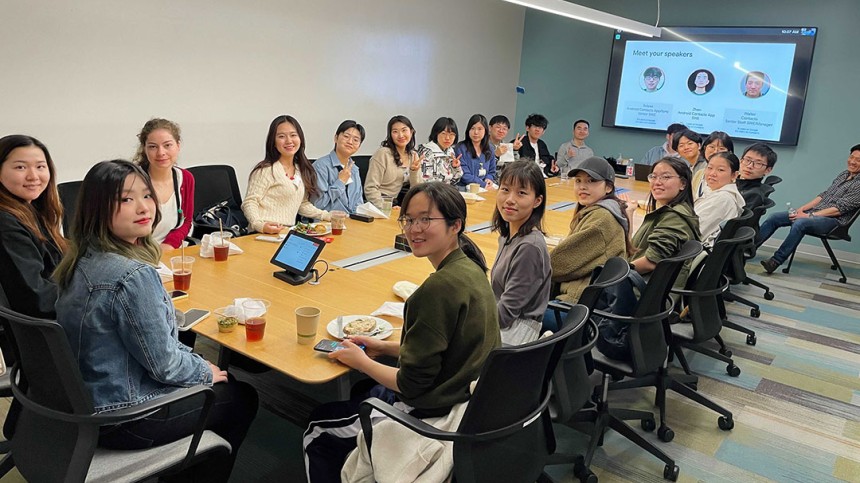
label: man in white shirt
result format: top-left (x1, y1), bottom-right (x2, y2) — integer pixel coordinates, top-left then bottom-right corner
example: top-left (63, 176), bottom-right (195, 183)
top-left (556, 119), bottom-right (594, 173)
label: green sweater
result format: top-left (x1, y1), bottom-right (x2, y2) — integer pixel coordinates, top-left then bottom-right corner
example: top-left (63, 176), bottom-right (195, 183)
top-left (397, 249), bottom-right (501, 411)
top-left (551, 204), bottom-right (627, 303)
top-left (631, 202), bottom-right (700, 285)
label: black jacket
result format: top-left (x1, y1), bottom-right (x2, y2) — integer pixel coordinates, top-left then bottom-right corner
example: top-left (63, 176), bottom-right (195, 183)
top-left (0, 211), bottom-right (62, 318)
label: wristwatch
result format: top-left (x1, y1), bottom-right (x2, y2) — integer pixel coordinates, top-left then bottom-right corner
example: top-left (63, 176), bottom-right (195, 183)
top-left (809, 212), bottom-right (815, 218)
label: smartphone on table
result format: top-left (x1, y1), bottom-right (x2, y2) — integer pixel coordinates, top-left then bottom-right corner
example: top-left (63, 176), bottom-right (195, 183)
top-left (170, 290), bottom-right (188, 301)
top-left (179, 308), bottom-right (210, 331)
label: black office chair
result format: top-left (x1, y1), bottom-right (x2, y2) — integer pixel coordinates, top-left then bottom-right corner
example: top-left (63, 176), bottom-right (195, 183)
top-left (0, 305), bottom-right (231, 482)
top-left (57, 180), bottom-right (83, 236)
top-left (186, 165), bottom-right (247, 236)
top-left (357, 305), bottom-right (588, 483)
top-left (781, 209), bottom-right (859, 283)
top-left (592, 240), bottom-right (702, 450)
top-left (670, 226), bottom-right (756, 378)
top-left (352, 155), bottom-right (372, 200)
top-left (0, 290), bottom-right (14, 477)
top-left (547, 258), bottom-right (654, 483)
top-left (724, 199), bottom-right (776, 324)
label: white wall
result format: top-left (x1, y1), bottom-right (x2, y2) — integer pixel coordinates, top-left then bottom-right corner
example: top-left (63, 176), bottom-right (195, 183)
top-left (2, 0), bottom-right (525, 187)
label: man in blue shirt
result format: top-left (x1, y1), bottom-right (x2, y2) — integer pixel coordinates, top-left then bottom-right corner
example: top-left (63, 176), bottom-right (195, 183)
top-left (313, 120), bottom-right (366, 213)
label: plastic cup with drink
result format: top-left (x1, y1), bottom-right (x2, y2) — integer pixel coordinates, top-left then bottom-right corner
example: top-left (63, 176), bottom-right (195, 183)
top-left (212, 231), bottom-right (233, 261)
top-left (170, 256), bottom-right (195, 291)
top-left (381, 195), bottom-right (393, 217)
top-left (243, 299), bottom-right (270, 341)
top-left (331, 211), bottom-right (347, 235)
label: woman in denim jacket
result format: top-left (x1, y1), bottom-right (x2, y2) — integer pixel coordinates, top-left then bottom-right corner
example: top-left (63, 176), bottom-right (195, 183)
top-left (54, 160), bottom-right (258, 482)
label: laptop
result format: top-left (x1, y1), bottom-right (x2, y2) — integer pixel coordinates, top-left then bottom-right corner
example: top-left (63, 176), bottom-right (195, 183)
top-left (634, 163), bottom-right (651, 182)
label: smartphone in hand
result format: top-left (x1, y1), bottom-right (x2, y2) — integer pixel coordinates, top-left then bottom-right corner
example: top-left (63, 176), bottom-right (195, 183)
top-left (313, 339), bottom-right (365, 353)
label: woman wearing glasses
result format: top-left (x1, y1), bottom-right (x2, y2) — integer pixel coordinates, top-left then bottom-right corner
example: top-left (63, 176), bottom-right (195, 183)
top-left (304, 183), bottom-right (500, 481)
top-left (546, 157), bottom-right (634, 331)
top-left (627, 157), bottom-right (700, 281)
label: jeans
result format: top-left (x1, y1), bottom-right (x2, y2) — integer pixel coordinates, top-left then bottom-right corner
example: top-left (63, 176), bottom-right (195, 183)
top-left (756, 211), bottom-right (839, 264)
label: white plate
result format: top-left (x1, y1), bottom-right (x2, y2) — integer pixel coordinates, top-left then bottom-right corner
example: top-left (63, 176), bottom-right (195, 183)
top-left (327, 316), bottom-right (393, 339)
top-left (292, 222), bottom-right (332, 236)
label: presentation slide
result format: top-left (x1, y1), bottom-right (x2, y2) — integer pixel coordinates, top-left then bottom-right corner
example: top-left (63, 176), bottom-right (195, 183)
top-left (614, 40), bottom-right (795, 141)
top-left (275, 235), bottom-right (322, 272)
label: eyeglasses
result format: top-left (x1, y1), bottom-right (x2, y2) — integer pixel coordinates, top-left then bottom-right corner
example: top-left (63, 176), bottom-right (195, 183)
top-left (740, 157), bottom-right (768, 170)
top-left (647, 174), bottom-right (680, 182)
top-left (397, 216), bottom-right (446, 231)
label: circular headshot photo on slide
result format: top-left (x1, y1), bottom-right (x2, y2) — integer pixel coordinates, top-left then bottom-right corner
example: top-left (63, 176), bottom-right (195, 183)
top-left (641, 66), bottom-right (665, 92)
top-left (741, 71), bottom-right (771, 98)
top-left (688, 69), bottom-right (715, 95)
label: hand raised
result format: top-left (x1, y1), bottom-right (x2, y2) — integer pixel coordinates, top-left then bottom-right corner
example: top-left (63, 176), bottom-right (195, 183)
top-left (513, 133), bottom-right (524, 150)
top-left (410, 153), bottom-right (423, 171)
top-left (451, 153), bottom-right (462, 168)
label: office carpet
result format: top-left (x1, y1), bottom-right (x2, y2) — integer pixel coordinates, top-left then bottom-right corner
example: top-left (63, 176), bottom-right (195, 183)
top-left (1, 252), bottom-right (857, 482)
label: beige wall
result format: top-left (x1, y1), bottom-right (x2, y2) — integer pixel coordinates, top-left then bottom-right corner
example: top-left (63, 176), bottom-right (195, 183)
top-left (2, 0), bottom-right (524, 188)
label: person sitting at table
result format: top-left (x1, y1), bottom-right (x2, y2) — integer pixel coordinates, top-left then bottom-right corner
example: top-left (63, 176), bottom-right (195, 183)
top-left (693, 131), bottom-right (734, 200)
top-left (757, 145), bottom-right (860, 274)
top-left (313, 120), bottom-right (366, 213)
top-left (0, 135), bottom-right (67, 441)
top-left (490, 160), bottom-right (551, 343)
top-left (364, 115), bottom-right (421, 210)
top-left (454, 114), bottom-right (497, 189)
top-left (412, 117), bottom-right (463, 186)
top-left (133, 118), bottom-right (194, 251)
top-left (243, 115), bottom-right (331, 234)
top-left (303, 182), bottom-right (500, 482)
top-left (736, 142), bottom-right (778, 209)
top-left (546, 157), bottom-right (632, 331)
top-left (0, 135), bottom-right (66, 320)
top-left (673, 129), bottom-right (706, 198)
top-left (53, 159), bottom-right (258, 482)
top-left (626, 157), bottom-right (700, 283)
top-left (694, 152), bottom-right (745, 247)
top-left (516, 113), bottom-right (556, 177)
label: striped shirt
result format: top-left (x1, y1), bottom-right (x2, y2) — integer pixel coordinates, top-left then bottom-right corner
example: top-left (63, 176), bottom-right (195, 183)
top-left (813, 170), bottom-right (860, 225)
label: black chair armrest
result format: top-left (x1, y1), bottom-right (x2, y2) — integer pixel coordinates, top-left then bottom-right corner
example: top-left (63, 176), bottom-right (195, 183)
top-left (358, 388), bottom-right (553, 459)
top-left (592, 307), bottom-right (673, 324)
top-left (184, 236), bottom-right (200, 246)
top-left (670, 276), bottom-right (729, 298)
top-left (10, 367), bottom-right (216, 469)
top-left (547, 301), bottom-right (574, 313)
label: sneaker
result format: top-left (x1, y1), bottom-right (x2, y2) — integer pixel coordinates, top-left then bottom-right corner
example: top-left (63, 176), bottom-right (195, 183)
top-left (760, 258), bottom-right (779, 274)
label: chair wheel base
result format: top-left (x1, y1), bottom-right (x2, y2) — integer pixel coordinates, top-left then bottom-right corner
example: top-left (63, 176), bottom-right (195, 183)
top-left (764, 291), bottom-right (774, 300)
top-left (781, 267), bottom-right (790, 274)
top-left (719, 348), bottom-right (732, 357)
top-left (641, 417), bottom-right (656, 432)
top-left (839, 277), bottom-right (847, 283)
top-left (657, 425), bottom-right (674, 442)
top-left (718, 415), bottom-right (734, 430)
top-left (749, 308), bottom-right (760, 318)
top-left (663, 464), bottom-right (680, 481)
top-left (746, 334), bottom-right (757, 345)
top-left (727, 364), bottom-right (741, 377)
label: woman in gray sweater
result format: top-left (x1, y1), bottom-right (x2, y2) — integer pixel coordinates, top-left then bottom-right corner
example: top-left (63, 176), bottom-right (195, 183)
top-left (491, 160), bottom-right (552, 339)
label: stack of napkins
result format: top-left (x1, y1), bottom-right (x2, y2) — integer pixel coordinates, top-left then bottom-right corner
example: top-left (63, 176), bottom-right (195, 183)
top-left (199, 233), bottom-right (244, 258)
top-left (156, 262), bottom-right (173, 283)
top-left (232, 298), bottom-right (265, 323)
top-left (356, 202), bottom-right (388, 219)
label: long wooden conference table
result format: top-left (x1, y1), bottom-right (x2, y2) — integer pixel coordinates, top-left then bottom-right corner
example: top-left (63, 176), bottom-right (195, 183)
top-left (165, 177), bottom-right (649, 397)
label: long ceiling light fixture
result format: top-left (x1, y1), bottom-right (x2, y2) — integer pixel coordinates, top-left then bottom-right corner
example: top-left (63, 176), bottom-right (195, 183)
top-left (501, 0), bottom-right (662, 38)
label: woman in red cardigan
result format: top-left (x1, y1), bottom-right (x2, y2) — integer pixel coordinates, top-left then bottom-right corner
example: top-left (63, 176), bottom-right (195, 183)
top-left (133, 118), bottom-right (194, 250)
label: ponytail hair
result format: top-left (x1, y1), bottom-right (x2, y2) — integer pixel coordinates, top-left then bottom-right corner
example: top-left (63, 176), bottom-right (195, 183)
top-left (400, 182), bottom-right (488, 273)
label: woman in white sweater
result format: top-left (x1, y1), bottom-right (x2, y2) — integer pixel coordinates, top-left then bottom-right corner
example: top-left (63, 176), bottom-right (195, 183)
top-left (242, 115), bottom-right (331, 234)
top-left (694, 152), bottom-right (745, 246)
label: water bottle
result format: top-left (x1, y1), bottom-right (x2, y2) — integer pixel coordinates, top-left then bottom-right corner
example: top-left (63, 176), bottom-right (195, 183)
top-left (787, 202), bottom-right (796, 217)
